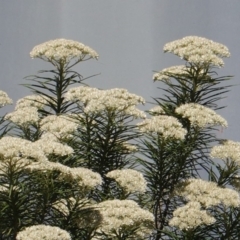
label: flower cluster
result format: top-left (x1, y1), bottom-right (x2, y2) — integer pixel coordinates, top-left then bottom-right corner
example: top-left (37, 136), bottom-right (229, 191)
top-left (34, 133), bottom-right (74, 156)
top-left (65, 86), bottom-right (146, 118)
top-left (5, 94), bottom-right (50, 126)
top-left (30, 38), bottom-right (98, 64)
top-left (174, 178), bottom-right (240, 208)
top-left (40, 115), bottom-right (78, 139)
top-left (210, 140), bottom-right (240, 164)
top-left (175, 103), bottom-right (227, 128)
top-left (0, 90), bottom-right (12, 108)
top-left (153, 65), bottom-right (187, 81)
top-left (16, 225), bottom-right (71, 240)
top-left (137, 116), bottom-right (187, 140)
top-left (163, 36), bottom-right (230, 67)
top-left (169, 201), bottom-right (216, 230)
top-left (95, 199), bottom-right (154, 238)
top-left (25, 161), bottom-right (102, 189)
top-left (0, 136), bottom-right (47, 162)
top-left (106, 169), bottom-right (147, 194)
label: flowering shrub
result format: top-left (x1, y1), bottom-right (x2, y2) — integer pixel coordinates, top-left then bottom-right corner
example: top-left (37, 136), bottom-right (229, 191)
top-left (0, 36), bottom-right (239, 240)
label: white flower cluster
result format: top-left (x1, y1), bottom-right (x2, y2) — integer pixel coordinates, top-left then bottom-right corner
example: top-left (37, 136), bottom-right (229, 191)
top-left (210, 140), bottom-right (240, 164)
top-left (175, 178), bottom-right (240, 208)
top-left (16, 225), bottom-right (71, 240)
top-left (34, 133), bottom-right (74, 156)
top-left (163, 36), bottom-right (230, 67)
top-left (40, 115), bottom-right (78, 139)
top-left (5, 95), bottom-right (50, 126)
top-left (25, 160), bottom-right (102, 189)
top-left (175, 103), bottom-right (227, 128)
top-left (30, 38), bottom-right (98, 64)
top-left (5, 107), bottom-right (40, 126)
top-left (96, 199), bottom-right (154, 237)
top-left (0, 136), bottom-right (47, 162)
top-left (0, 90), bottom-right (12, 108)
top-left (137, 116), bottom-right (187, 140)
top-left (15, 94), bottom-right (49, 110)
top-left (106, 169), bottom-right (147, 194)
top-left (169, 201), bottom-right (216, 230)
top-left (65, 86), bottom-right (146, 118)
top-left (153, 65), bottom-right (187, 81)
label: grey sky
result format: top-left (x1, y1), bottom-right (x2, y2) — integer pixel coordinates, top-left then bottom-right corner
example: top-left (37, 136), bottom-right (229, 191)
top-left (0, 1), bottom-right (240, 140)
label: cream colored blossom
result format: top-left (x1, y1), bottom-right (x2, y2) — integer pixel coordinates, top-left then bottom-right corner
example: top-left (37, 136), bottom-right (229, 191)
top-left (153, 65), bottom-right (187, 81)
top-left (163, 36), bottom-right (230, 67)
top-left (137, 116), bottom-right (187, 140)
top-left (0, 136), bottom-right (47, 162)
top-left (34, 133), bottom-right (74, 156)
top-left (106, 169), bottom-right (147, 194)
top-left (30, 39), bottom-right (98, 64)
top-left (175, 103), bottom-right (227, 128)
top-left (169, 201), bottom-right (216, 230)
top-left (16, 225), bottom-right (71, 240)
top-left (210, 140), bottom-right (240, 164)
top-left (24, 159), bottom-right (102, 189)
top-left (65, 86), bottom-right (146, 118)
top-left (5, 107), bottom-right (40, 126)
top-left (175, 178), bottom-right (240, 208)
top-left (40, 114), bottom-right (78, 139)
top-left (15, 94), bottom-right (49, 110)
top-left (96, 199), bottom-right (154, 238)
top-left (0, 90), bottom-right (12, 107)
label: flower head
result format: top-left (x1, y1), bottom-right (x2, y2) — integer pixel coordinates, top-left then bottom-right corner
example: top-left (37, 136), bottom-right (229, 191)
top-left (163, 36), bottom-right (230, 67)
top-left (16, 225), bottom-right (71, 240)
top-left (0, 90), bottom-right (12, 108)
top-left (174, 178), bottom-right (240, 208)
top-left (96, 199), bottom-right (154, 238)
top-left (175, 103), bottom-right (227, 128)
top-left (137, 116), bottom-right (187, 140)
top-left (30, 38), bottom-right (98, 64)
top-left (106, 169), bottom-right (147, 194)
top-left (169, 201), bottom-right (216, 230)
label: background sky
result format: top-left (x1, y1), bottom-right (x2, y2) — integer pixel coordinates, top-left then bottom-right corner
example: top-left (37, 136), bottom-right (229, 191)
top-left (0, 1), bottom-right (240, 140)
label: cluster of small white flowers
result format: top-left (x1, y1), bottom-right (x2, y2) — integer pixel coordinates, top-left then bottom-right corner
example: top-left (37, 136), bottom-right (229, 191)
top-left (0, 90), bottom-right (12, 107)
top-left (30, 39), bottom-right (98, 64)
top-left (163, 36), bottom-right (230, 67)
top-left (169, 201), bottom-right (216, 230)
top-left (210, 140), bottom-right (240, 164)
top-left (106, 169), bottom-right (147, 194)
top-left (5, 107), bottom-right (40, 126)
top-left (34, 133), bottom-right (74, 156)
top-left (63, 167), bottom-right (103, 188)
top-left (153, 65), bottom-right (187, 81)
top-left (16, 225), bottom-right (71, 240)
top-left (96, 199), bottom-right (154, 237)
top-left (175, 103), bottom-right (228, 128)
top-left (40, 115), bottom-right (78, 139)
top-left (24, 160), bottom-right (102, 189)
top-left (15, 94), bottom-right (49, 110)
top-left (175, 178), bottom-right (240, 208)
top-left (137, 116), bottom-right (187, 140)
top-left (148, 105), bottom-right (165, 115)
top-left (0, 136), bottom-right (47, 162)
top-left (65, 86), bottom-right (146, 118)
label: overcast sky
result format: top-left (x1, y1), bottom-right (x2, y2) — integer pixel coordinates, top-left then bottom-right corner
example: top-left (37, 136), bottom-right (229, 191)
top-left (0, 1), bottom-right (240, 140)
